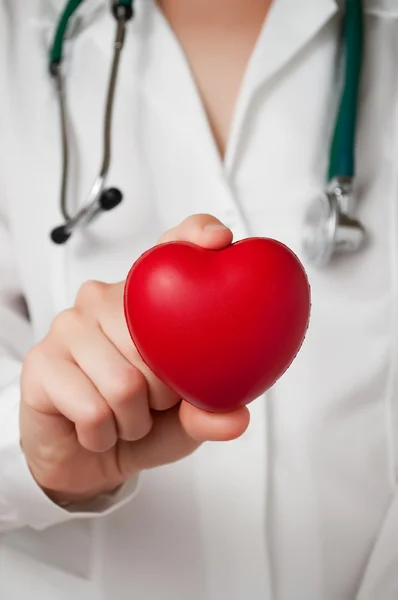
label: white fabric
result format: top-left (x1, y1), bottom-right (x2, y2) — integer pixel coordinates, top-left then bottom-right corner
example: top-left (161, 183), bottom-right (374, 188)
top-left (1, 0), bottom-right (398, 598)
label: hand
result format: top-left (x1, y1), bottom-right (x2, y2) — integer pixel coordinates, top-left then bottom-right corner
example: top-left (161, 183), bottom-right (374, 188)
top-left (20, 215), bottom-right (250, 505)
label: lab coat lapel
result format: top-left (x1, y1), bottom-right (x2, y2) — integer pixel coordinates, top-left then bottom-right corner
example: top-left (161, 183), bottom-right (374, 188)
top-left (225, 0), bottom-right (340, 173)
top-left (243, 0), bottom-right (339, 92)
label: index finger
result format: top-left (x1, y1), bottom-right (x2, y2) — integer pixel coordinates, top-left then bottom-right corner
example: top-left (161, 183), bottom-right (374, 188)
top-left (158, 213), bottom-right (233, 249)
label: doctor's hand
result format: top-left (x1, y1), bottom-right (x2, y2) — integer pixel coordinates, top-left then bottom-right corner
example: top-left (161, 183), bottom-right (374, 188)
top-left (20, 214), bottom-right (250, 506)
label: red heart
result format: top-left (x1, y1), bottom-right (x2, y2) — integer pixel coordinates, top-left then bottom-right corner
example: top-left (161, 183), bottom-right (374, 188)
top-left (124, 238), bottom-right (311, 412)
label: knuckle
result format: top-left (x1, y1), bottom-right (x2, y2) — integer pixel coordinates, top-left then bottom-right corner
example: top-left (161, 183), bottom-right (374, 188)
top-left (185, 213), bottom-right (211, 224)
top-left (159, 214), bottom-right (220, 244)
top-left (21, 345), bottom-right (52, 409)
top-left (158, 226), bottom-right (177, 244)
top-left (78, 402), bottom-right (113, 431)
top-left (75, 279), bottom-right (107, 307)
top-left (23, 345), bottom-right (42, 372)
top-left (108, 366), bottom-right (146, 406)
top-left (158, 216), bottom-right (199, 243)
top-left (50, 308), bottom-right (81, 337)
top-left (183, 213), bottom-right (214, 229)
top-left (22, 344), bottom-right (48, 383)
top-left (21, 353), bottom-right (38, 397)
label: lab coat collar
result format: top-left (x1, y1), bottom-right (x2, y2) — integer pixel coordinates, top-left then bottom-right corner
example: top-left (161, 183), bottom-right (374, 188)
top-left (42, 0), bottom-right (339, 46)
top-left (224, 0), bottom-right (340, 171)
top-left (240, 0), bottom-right (339, 95)
top-left (130, 0), bottom-right (340, 176)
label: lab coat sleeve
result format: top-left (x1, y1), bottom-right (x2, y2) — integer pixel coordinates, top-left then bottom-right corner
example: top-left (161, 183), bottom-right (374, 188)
top-left (0, 9), bottom-right (139, 529)
top-left (0, 188), bottom-right (140, 533)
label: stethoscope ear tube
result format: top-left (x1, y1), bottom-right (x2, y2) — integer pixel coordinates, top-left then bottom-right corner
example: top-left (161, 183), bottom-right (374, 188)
top-left (49, 1), bottom-right (133, 244)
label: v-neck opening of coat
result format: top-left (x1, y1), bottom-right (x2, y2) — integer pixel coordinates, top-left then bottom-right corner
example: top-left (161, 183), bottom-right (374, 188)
top-left (144, 0), bottom-right (231, 177)
top-left (147, 0), bottom-right (276, 178)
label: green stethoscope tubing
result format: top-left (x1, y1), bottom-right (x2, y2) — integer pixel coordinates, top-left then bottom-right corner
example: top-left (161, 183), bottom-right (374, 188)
top-left (50, 0), bottom-right (133, 66)
top-left (328, 0), bottom-right (364, 181)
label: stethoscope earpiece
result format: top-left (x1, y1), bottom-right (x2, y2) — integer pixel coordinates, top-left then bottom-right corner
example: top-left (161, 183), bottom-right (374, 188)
top-left (50, 224), bottom-right (71, 245)
top-left (112, 1), bottom-right (134, 21)
top-left (100, 187), bottom-right (123, 211)
top-left (50, 187), bottom-right (123, 245)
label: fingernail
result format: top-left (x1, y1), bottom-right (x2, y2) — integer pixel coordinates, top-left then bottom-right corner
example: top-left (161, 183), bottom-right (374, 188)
top-left (204, 224), bottom-right (228, 231)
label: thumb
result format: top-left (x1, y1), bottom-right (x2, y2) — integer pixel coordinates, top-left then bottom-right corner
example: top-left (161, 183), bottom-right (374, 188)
top-left (158, 213), bottom-right (233, 249)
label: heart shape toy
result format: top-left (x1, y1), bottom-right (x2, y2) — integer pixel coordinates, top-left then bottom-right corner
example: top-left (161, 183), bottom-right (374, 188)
top-left (124, 237), bottom-right (311, 412)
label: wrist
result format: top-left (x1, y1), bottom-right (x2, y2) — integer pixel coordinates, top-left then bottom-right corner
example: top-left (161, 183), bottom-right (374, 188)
top-left (43, 485), bottom-right (123, 507)
top-left (23, 451), bottom-right (124, 508)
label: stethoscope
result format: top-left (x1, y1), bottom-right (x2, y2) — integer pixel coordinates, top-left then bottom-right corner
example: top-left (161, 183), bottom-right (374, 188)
top-left (50, 0), bottom-right (365, 268)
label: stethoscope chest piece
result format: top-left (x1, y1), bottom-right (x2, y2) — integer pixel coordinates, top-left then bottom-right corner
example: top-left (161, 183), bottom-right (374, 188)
top-left (301, 178), bottom-right (366, 267)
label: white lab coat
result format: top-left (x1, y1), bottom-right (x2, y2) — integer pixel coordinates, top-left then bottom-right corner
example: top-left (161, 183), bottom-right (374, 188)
top-left (0, 0), bottom-right (398, 598)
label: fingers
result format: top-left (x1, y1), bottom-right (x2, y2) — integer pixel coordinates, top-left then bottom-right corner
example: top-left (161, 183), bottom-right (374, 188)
top-left (59, 314), bottom-right (153, 442)
top-left (24, 304), bottom-right (156, 449)
top-left (23, 350), bottom-right (118, 453)
top-left (86, 283), bottom-right (180, 411)
top-left (159, 213), bottom-right (233, 249)
top-left (117, 401), bottom-right (250, 476)
top-left (118, 404), bottom-right (200, 473)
